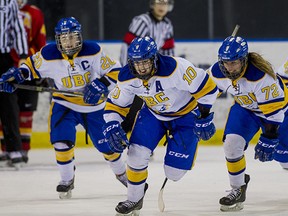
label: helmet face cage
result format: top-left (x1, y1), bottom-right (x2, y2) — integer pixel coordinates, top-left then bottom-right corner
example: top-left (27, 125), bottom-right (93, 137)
top-left (55, 17), bottom-right (83, 56)
top-left (128, 36), bottom-right (158, 80)
top-left (150, 0), bottom-right (174, 12)
top-left (218, 36), bottom-right (248, 80)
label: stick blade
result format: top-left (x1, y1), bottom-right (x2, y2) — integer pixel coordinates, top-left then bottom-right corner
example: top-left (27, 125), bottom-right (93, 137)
top-left (158, 188), bottom-right (165, 212)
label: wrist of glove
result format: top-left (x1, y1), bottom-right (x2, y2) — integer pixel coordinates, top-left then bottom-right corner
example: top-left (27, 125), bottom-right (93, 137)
top-left (0, 67), bottom-right (25, 84)
top-left (102, 121), bottom-right (129, 153)
top-left (254, 134), bottom-right (279, 162)
top-left (84, 79), bottom-right (108, 105)
top-left (193, 112), bottom-right (216, 141)
top-left (273, 143), bottom-right (288, 163)
top-left (0, 82), bottom-right (16, 93)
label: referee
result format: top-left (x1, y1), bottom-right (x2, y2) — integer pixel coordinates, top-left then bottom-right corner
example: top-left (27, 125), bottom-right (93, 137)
top-left (0, 0), bottom-right (28, 168)
top-left (120, 0), bottom-right (175, 133)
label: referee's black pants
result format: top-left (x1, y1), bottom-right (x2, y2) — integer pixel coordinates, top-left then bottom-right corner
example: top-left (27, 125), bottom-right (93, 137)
top-left (0, 53), bottom-right (21, 152)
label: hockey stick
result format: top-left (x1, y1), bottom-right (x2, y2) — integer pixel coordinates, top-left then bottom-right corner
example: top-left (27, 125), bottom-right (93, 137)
top-left (231, 24), bottom-right (240, 37)
top-left (13, 83), bottom-right (84, 97)
top-left (158, 177), bottom-right (168, 212)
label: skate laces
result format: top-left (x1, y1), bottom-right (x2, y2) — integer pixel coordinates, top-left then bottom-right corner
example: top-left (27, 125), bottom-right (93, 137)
top-left (121, 200), bottom-right (137, 208)
top-left (225, 188), bottom-right (241, 200)
top-left (59, 179), bottom-right (73, 186)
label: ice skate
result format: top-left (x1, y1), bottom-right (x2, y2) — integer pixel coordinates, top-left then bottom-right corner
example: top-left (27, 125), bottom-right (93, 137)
top-left (21, 150), bottom-right (29, 163)
top-left (2, 152), bottom-right (24, 170)
top-left (0, 152), bottom-right (8, 167)
top-left (219, 174), bottom-right (250, 212)
top-left (116, 172), bottom-right (128, 187)
top-left (57, 177), bottom-right (74, 199)
top-left (115, 183), bottom-right (148, 216)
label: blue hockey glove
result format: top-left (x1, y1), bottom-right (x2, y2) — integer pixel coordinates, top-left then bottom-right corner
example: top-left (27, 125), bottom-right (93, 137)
top-left (0, 82), bottom-right (16, 93)
top-left (193, 112), bottom-right (216, 141)
top-left (273, 143), bottom-right (288, 163)
top-left (83, 79), bottom-right (108, 105)
top-left (0, 67), bottom-right (25, 84)
top-left (254, 135), bottom-right (278, 162)
top-left (103, 121), bottom-right (129, 153)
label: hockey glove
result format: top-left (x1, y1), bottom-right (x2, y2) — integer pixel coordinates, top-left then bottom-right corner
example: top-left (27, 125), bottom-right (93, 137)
top-left (254, 134), bottom-right (279, 162)
top-left (273, 143), bottom-right (288, 163)
top-left (193, 112), bottom-right (216, 141)
top-left (0, 82), bottom-right (16, 93)
top-left (83, 79), bottom-right (108, 105)
top-left (0, 67), bottom-right (25, 84)
top-left (103, 121), bottom-right (129, 153)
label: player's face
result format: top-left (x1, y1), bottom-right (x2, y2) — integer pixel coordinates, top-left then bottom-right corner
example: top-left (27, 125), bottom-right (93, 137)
top-left (134, 59), bottom-right (153, 76)
top-left (153, 2), bottom-right (169, 19)
top-left (59, 33), bottom-right (79, 51)
top-left (223, 60), bottom-right (242, 75)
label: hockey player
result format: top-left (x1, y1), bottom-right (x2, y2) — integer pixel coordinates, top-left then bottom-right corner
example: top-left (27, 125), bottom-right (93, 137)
top-left (208, 36), bottom-right (288, 211)
top-left (275, 58), bottom-right (288, 169)
top-left (120, 0), bottom-right (175, 133)
top-left (0, 0), bottom-right (47, 164)
top-left (0, 17), bottom-right (127, 199)
top-left (102, 36), bottom-right (218, 215)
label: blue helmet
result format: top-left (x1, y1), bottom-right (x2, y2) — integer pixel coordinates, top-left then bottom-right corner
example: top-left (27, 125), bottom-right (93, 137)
top-left (127, 36), bottom-right (158, 80)
top-left (218, 36), bottom-right (248, 80)
top-left (55, 17), bottom-right (83, 56)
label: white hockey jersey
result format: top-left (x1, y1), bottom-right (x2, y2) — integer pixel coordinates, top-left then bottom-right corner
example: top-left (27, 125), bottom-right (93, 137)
top-left (209, 62), bottom-right (288, 124)
top-left (277, 57), bottom-right (288, 87)
top-left (104, 55), bottom-right (218, 122)
top-left (21, 41), bottom-right (121, 113)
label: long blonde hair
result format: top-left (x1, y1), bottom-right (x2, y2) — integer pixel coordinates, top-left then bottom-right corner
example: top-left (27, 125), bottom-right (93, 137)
top-left (249, 52), bottom-right (276, 80)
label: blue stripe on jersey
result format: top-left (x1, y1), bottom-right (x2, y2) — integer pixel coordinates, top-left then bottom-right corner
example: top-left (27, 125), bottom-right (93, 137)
top-left (156, 55), bottom-right (177, 77)
top-left (78, 41), bottom-right (101, 57)
top-left (243, 63), bottom-right (265, 81)
top-left (192, 73), bottom-right (209, 95)
top-left (41, 44), bottom-right (63, 60)
top-left (118, 65), bottom-right (136, 82)
top-left (258, 97), bottom-right (284, 106)
top-left (265, 108), bottom-right (283, 118)
top-left (211, 63), bottom-right (226, 79)
top-left (277, 75), bottom-right (286, 90)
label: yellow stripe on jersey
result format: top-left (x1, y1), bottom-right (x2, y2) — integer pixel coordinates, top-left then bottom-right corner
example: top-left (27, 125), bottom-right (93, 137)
top-left (105, 101), bottom-right (130, 118)
top-left (192, 77), bottom-right (217, 100)
top-left (127, 166), bottom-right (148, 184)
top-left (258, 101), bottom-right (284, 115)
top-left (155, 99), bottom-right (198, 117)
top-left (103, 153), bottom-right (121, 162)
top-left (25, 57), bottom-right (40, 79)
top-left (55, 147), bottom-right (75, 162)
top-left (52, 93), bottom-right (106, 106)
top-left (106, 70), bottom-right (119, 82)
top-left (226, 156), bottom-right (246, 174)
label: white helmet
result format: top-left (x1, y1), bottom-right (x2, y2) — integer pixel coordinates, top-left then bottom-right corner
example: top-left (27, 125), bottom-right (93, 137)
top-left (150, 0), bottom-right (174, 12)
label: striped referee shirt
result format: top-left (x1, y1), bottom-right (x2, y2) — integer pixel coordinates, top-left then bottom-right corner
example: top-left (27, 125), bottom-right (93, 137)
top-left (0, 0), bottom-right (28, 57)
top-left (120, 11), bottom-right (174, 66)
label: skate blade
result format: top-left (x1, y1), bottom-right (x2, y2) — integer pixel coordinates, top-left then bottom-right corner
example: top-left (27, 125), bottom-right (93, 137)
top-left (220, 202), bottom-right (244, 212)
top-left (0, 161), bottom-right (8, 168)
top-left (0, 161), bottom-right (23, 170)
top-left (59, 190), bottom-right (72, 199)
top-left (115, 210), bottom-right (140, 216)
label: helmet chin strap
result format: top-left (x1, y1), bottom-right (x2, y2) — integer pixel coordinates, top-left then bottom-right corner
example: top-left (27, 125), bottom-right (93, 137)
top-left (231, 64), bottom-right (248, 86)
